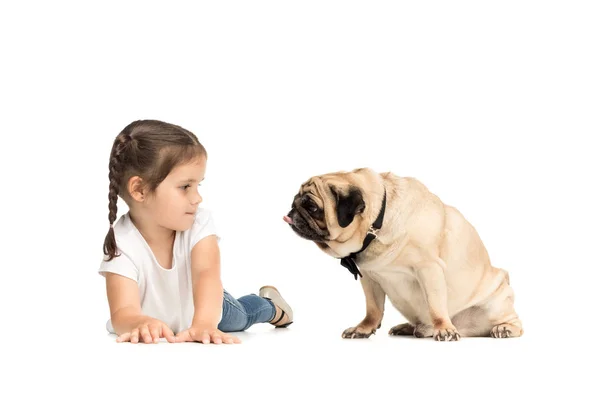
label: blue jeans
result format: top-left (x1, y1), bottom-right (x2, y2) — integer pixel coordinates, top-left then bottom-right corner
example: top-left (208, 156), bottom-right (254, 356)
top-left (217, 290), bottom-right (276, 332)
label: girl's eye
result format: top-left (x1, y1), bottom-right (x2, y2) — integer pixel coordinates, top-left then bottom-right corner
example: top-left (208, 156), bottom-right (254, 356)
top-left (181, 184), bottom-right (191, 190)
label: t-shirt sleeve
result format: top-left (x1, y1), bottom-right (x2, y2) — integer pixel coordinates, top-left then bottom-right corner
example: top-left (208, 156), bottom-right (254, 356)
top-left (98, 252), bottom-right (139, 282)
top-left (190, 208), bottom-right (220, 248)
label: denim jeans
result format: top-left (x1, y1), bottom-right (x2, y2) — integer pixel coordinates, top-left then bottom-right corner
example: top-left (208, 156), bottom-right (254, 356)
top-left (217, 290), bottom-right (276, 332)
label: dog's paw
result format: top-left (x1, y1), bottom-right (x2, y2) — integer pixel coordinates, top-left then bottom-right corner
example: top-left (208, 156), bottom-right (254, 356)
top-left (490, 323), bottom-right (522, 338)
top-left (388, 323), bottom-right (415, 336)
top-left (414, 324), bottom-right (433, 338)
top-left (342, 325), bottom-right (376, 339)
top-left (433, 325), bottom-right (461, 341)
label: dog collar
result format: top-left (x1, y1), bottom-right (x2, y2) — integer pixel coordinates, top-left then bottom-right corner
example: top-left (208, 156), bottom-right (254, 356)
top-left (339, 188), bottom-right (386, 280)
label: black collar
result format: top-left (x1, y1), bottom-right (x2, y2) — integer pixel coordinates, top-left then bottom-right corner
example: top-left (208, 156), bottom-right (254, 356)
top-left (339, 189), bottom-right (386, 280)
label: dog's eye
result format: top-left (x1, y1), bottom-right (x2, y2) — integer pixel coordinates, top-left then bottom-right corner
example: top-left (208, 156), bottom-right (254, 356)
top-left (302, 196), bottom-right (320, 214)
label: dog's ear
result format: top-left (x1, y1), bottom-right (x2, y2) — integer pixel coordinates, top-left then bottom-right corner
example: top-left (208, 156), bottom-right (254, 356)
top-left (330, 185), bottom-right (365, 228)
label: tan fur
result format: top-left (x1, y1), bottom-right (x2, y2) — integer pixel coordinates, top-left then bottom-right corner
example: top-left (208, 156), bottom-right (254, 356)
top-left (291, 168), bottom-right (523, 340)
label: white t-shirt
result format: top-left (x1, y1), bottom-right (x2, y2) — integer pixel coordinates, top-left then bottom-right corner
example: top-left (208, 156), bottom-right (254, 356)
top-left (98, 207), bottom-right (220, 334)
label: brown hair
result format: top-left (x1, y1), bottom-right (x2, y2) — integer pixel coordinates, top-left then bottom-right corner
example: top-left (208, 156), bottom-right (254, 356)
top-left (103, 120), bottom-right (207, 261)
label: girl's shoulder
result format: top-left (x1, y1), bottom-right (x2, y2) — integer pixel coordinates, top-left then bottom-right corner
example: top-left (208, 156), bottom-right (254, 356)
top-left (106, 213), bottom-right (151, 262)
top-left (111, 213), bottom-right (140, 246)
top-left (184, 207), bottom-right (221, 249)
top-left (98, 213), bottom-right (144, 281)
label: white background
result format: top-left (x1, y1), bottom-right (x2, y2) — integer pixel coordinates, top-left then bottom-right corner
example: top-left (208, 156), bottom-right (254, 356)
top-left (1, 1), bottom-right (599, 399)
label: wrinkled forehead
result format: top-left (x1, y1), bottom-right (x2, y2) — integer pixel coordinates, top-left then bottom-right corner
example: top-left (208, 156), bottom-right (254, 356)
top-left (292, 177), bottom-right (320, 207)
top-left (294, 177), bottom-right (316, 203)
top-left (298, 174), bottom-right (354, 203)
top-left (299, 177), bottom-right (318, 194)
top-left (303, 174), bottom-right (353, 191)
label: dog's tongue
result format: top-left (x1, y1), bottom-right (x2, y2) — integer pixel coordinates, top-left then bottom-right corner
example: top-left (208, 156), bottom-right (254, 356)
top-left (283, 215), bottom-right (293, 224)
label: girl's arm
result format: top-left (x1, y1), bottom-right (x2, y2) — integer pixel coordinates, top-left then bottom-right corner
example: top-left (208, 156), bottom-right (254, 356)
top-left (189, 235), bottom-right (223, 328)
top-left (105, 273), bottom-right (175, 343)
top-left (174, 234), bottom-right (240, 344)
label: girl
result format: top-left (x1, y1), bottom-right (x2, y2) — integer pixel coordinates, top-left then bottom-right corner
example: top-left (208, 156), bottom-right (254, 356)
top-left (98, 120), bottom-right (293, 344)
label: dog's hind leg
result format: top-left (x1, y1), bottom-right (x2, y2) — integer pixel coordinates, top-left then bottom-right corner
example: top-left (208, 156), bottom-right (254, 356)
top-left (452, 271), bottom-right (523, 338)
top-left (487, 281), bottom-right (523, 338)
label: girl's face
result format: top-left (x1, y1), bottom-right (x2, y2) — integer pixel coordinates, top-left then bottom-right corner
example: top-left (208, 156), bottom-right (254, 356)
top-left (145, 156), bottom-right (207, 232)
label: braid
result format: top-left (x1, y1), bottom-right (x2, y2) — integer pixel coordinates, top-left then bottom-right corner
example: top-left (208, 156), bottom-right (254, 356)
top-left (103, 133), bottom-right (132, 260)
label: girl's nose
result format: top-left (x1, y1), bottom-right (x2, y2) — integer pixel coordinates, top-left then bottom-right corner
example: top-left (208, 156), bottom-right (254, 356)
top-left (192, 192), bottom-right (202, 205)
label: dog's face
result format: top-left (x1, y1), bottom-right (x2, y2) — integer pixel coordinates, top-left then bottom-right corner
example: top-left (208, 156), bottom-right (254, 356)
top-left (284, 168), bottom-right (379, 257)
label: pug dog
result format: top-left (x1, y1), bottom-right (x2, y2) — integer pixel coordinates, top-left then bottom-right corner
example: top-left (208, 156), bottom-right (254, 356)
top-left (284, 168), bottom-right (523, 340)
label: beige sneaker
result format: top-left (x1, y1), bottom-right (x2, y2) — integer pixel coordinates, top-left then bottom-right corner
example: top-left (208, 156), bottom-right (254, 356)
top-left (259, 286), bottom-right (293, 328)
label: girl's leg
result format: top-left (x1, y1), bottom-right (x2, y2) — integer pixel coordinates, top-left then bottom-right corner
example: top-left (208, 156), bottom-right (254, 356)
top-left (217, 290), bottom-right (276, 332)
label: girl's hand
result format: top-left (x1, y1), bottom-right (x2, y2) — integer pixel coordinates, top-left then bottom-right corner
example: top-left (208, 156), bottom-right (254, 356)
top-left (174, 326), bottom-right (241, 344)
top-left (116, 318), bottom-right (177, 344)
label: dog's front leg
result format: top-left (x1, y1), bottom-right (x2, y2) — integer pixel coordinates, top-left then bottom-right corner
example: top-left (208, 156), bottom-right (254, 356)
top-left (414, 260), bottom-right (460, 341)
top-left (341, 273), bottom-right (385, 339)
